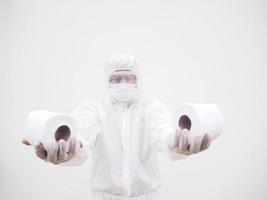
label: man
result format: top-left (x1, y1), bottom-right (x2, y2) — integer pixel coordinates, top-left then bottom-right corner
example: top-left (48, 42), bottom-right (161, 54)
top-left (22, 54), bottom-right (212, 200)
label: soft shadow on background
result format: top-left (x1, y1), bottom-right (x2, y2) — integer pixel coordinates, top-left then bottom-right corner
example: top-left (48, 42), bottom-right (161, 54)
top-left (0, 0), bottom-right (266, 200)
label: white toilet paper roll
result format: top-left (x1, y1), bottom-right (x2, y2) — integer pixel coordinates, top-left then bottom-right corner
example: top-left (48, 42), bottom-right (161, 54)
top-left (174, 103), bottom-right (224, 142)
top-left (24, 110), bottom-right (77, 148)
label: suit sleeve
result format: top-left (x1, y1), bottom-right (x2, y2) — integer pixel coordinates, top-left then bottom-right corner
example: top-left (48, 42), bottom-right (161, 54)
top-left (146, 100), bottom-right (188, 161)
top-left (59, 101), bottom-right (101, 167)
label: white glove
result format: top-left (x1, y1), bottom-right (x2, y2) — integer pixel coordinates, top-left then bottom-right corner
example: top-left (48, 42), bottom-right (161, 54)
top-left (168, 129), bottom-right (212, 155)
top-left (22, 137), bottom-right (82, 165)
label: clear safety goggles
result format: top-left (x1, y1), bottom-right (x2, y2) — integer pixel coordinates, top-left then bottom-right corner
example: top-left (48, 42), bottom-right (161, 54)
top-left (109, 70), bottom-right (137, 84)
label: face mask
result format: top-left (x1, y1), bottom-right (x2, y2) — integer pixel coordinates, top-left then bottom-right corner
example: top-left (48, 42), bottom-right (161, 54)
top-left (108, 83), bottom-right (138, 103)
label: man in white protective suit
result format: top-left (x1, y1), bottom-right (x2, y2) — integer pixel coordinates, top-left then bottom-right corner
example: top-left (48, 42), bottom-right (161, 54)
top-left (22, 54), bottom-right (213, 200)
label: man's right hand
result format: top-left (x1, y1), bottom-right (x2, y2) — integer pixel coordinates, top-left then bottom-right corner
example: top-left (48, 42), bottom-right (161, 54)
top-left (22, 138), bottom-right (82, 165)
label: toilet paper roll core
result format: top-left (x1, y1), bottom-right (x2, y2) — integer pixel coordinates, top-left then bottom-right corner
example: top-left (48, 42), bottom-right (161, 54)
top-left (55, 125), bottom-right (71, 141)
top-left (178, 115), bottom-right (192, 130)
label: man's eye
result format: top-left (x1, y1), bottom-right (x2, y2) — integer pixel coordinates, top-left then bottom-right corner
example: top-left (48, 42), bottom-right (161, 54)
top-left (109, 79), bottom-right (117, 83)
top-left (127, 75), bottom-right (137, 82)
top-left (109, 76), bottom-right (120, 83)
top-left (129, 75), bottom-right (136, 80)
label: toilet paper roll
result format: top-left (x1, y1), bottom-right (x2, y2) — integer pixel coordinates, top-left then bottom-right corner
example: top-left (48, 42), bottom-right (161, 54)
top-left (174, 103), bottom-right (224, 142)
top-left (24, 110), bottom-right (77, 148)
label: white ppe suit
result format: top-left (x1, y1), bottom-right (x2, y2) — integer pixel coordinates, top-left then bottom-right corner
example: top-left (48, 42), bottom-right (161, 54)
top-left (61, 55), bottom-right (188, 200)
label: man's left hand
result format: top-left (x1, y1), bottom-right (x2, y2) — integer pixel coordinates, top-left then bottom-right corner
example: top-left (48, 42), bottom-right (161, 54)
top-left (169, 129), bottom-right (212, 155)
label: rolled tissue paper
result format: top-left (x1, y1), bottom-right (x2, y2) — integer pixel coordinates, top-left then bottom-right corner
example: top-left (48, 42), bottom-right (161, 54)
top-left (174, 103), bottom-right (224, 142)
top-left (24, 110), bottom-right (77, 148)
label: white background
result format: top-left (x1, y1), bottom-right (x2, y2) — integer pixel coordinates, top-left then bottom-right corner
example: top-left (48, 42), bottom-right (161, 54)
top-left (0, 0), bottom-right (266, 199)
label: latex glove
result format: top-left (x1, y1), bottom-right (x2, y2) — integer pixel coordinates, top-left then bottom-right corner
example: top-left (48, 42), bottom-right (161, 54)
top-left (22, 137), bottom-right (82, 165)
top-left (168, 129), bottom-right (212, 155)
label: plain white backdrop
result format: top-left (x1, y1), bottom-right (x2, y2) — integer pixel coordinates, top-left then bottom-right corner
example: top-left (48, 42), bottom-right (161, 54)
top-left (0, 0), bottom-right (266, 199)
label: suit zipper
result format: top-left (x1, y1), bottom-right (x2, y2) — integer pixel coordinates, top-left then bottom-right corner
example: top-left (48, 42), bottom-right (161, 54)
top-left (122, 107), bottom-right (130, 196)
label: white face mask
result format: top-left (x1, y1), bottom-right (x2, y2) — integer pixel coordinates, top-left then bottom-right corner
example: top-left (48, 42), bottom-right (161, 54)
top-left (108, 83), bottom-right (138, 103)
